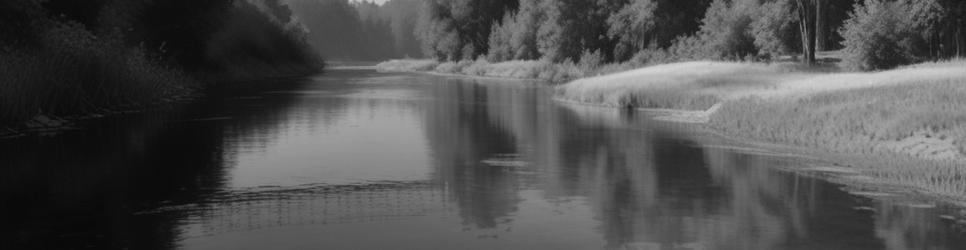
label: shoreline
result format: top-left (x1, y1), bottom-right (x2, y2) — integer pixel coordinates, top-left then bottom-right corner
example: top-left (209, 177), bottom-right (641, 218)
top-left (693, 121), bottom-right (966, 204)
top-left (559, 98), bottom-right (966, 205)
top-left (375, 59), bottom-right (585, 83)
top-left (0, 72), bottom-right (321, 140)
top-left (379, 58), bottom-right (966, 202)
top-left (554, 60), bottom-right (966, 202)
top-left (0, 95), bottom-right (197, 140)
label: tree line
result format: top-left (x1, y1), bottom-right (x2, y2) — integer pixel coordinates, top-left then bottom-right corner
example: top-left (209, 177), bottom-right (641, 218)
top-left (288, 0), bottom-right (423, 61)
top-left (415, 0), bottom-right (966, 70)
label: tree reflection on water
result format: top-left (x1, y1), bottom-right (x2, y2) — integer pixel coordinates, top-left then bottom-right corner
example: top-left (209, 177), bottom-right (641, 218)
top-left (3, 71), bottom-right (966, 249)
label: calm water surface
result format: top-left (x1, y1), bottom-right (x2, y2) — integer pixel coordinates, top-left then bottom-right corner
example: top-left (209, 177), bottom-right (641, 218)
top-left (4, 69), bottom-right (966, 249)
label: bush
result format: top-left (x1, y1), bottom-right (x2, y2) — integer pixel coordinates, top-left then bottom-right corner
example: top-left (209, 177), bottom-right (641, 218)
top-left (578, 49), bottom-right (605, 74)
top-left (622, 0), bottom-right (767, 66)
top-left (697, 0), bottom-right (758, 60)
top-left (487, 14), bottom-right (515, 62)
top-left (1, 22), bottom-right (194, 122)
top-left (750, 0), bottom-right (798, 59)
top-left (375, 59), bottom-right (439, 72)
top-left (840, 0), bottom-right (945, 71)
top-left (461, 58), bottom-right (490, 76)
top-left (537, 59), bottom-right (583, 83)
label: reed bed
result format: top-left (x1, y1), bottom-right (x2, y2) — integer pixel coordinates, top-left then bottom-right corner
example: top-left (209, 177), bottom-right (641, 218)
top-left (0, 46), bottom-right (195, 124)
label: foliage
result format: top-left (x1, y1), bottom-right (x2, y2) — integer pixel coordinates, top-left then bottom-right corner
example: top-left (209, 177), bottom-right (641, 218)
top-left (578, 49), bottom-right (605, 73)
top-left (486, 0), bottom-right (547, 62)
top-left (0, 22), bottom-right (193, 122)
top-left (380, 0), bottom-right (423, 57)
top-left (694, 0), bottom-right (759, 60)
top-left (487, 13), bottom-right (516, 62)
top-left (408, 0), bottom-right (963, 74)
top-left (751, 0), bottom-right (799, 59)
top-left (288, 0), bottom-right (401, 60)
top-left (606, 0), bottom-right (712, 61)
top-left (205, 1), bottom-right (322, 79)
top-left (838, 0), bottom-right (954, 71)
top-left (416, 0), bottom-right (518, 60)
top-left (0, 0), bottom-right (322, 123)
top-left (536, 0), bottom-right (624, 63)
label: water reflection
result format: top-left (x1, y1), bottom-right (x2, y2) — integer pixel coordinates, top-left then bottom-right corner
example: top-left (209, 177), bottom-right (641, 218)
top-left (4, 70), bottom-right (966, 249)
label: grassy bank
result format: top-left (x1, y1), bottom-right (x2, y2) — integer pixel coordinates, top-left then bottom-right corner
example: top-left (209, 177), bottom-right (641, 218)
top-left (557, 60), bottom-right (966, 200)
top-left (376, 59), bottom-right (591, 82)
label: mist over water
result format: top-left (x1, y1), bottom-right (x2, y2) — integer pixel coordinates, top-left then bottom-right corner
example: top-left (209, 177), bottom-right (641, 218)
top-left (3, 70), bottom-right (966, 250)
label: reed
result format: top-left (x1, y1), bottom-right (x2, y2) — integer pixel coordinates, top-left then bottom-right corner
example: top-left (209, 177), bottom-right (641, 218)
top-left (0, 45), bottom-right (195, 124)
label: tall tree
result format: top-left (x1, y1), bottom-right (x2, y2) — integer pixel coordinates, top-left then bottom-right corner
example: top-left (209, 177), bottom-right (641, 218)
top-left (380, 0), bottom-right (423, 57)
top-left (416, 0), bottom-right (518, 60)
top-left (607, 0), bottom-right (712, 61)
top-left (795, 0), bottom-right (818, 65)
top-left (537, 0), bottom-right (625, 62)
top-left (815, 0), bottom-right (826, 51)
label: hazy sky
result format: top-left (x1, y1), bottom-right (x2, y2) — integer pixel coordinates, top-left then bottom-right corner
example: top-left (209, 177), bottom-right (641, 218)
top-left (356, 0), bottom-right (390, 5)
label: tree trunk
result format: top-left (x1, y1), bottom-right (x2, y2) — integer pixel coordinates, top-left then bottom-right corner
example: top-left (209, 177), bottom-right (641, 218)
top-left (796, 0), bottom-right (816, 65)
top-left (815, 0), bottom-right (826, 51)
top-left (959, 16), bottom-right (964, 58)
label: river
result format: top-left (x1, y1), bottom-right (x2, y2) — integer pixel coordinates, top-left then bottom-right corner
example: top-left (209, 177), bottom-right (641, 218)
top-left (3, 69), bottom-right (966, 249)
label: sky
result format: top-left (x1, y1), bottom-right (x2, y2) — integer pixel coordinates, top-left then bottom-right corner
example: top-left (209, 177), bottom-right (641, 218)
top-left (355, 0), bottom-right (390, 5)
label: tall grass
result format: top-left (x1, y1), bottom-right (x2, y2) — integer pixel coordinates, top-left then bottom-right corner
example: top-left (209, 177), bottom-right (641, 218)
top-left (710, 69), bottom-right (966, 157)
top-left (0, 28), bottom-right (194, 123)
top-left (556, 61), bottom-right (791, 110)
top-left (555, 59), bottom-right (966, 199)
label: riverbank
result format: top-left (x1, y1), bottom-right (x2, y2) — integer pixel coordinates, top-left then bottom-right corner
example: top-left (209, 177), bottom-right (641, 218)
top-left (376, 59), bottom-right (593, 83)
top-left (0, 67), bottom-right (322, 139)
top-left (556, 59), bottom-right (966, 201)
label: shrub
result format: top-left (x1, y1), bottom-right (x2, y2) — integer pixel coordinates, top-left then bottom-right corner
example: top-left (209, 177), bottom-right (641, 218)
top-left (578, 49), bottom-right (605, 74)
top-left (840, 0), bottom-right (945, 71)
top-left (375, 59), bottom-right (439, 72)
top-left (624, 0), bottom-right (765, 66)
top-left (487, 14), bottom-right (515, 62)
top-left (460, 58), bottom-right (490, 76)
top-left (0, 22), bottom-right (194, 122)
top-left (750, 0), bottom-right (798, 59)
top-left (696, 0), bottom-right (758, 60)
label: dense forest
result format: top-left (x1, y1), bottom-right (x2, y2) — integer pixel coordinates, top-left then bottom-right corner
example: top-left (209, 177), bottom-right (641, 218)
top-left (0, 0), bottom-right (322, 123)
top-left (416, 0), bottom-right (966, 71)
